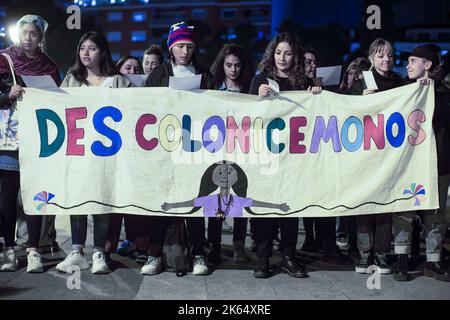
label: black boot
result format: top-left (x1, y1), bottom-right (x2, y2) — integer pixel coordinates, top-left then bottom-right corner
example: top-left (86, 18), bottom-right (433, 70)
top-left (254, 259), bottom-right (270, 278)
top-left (281, 256), bottom-right (308, 278)
top-left (424, 262), bottom-right (450, 282)
top-left (393, 254), bottom-right (412, 281)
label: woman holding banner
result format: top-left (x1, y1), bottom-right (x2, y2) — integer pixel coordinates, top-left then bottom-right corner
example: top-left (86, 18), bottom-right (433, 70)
top-left (207, 44), bottom-right (254, 265)
top-left (248, 32), bottom-right (321, 278)
top-left (392, 45), bottom-right (450, 282)
top-left (0, 15), bottom-right (61, 273)
top-left (56, 31), bottom-right (131, 275)
top-left (143, 22), bottom-right (214, 276)
top-left (351, 38), bottom-right (405, 275)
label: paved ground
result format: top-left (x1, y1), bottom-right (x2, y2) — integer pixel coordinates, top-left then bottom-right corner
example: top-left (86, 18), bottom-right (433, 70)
top-left (1, 215), bottom-right (449, 300)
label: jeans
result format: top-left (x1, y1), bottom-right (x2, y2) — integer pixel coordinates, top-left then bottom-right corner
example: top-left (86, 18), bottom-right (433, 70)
top-left (394, 174), bottom-right (450, 262)
top-left (70, 214), bottom-right (110, 252)
top-left (356, 213), bottom-right (392, 253)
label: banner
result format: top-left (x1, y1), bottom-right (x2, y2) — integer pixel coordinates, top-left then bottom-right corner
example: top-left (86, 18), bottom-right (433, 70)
top-left (18, 84), bottom-right (438, 217)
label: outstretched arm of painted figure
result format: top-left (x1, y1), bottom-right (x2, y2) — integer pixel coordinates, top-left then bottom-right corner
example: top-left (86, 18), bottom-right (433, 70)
top-left (251, 200), bottom-right (290, 212)
top-left (161, 199), bottom-right (195, 211)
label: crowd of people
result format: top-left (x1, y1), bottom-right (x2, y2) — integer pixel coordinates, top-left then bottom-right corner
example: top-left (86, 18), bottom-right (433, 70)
top-left (1, 15), bottom-right (450, 283)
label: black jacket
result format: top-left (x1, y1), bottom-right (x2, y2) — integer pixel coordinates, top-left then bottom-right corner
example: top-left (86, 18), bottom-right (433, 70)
top-left (248, 72), bottom-right (312, 95)
top-left (0, 73), bottom-right (25, 109)
top-left (351, 69), bottom-right (405, 95)
top-left (145, 61), bottom-right (214, 89)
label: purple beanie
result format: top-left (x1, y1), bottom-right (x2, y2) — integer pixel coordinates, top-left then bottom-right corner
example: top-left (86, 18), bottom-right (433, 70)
top-left (167, 22), bottom-right (196, 51)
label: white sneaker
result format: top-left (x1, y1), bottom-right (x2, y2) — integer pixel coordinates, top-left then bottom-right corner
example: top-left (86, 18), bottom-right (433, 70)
top-left (141, 256), bottom-right (162, 275)
top-left (0, 250), bottom-right (17, 271)
top-left (193, 255), bottom-right (209, 275)
top-left (56, 250), bottom-right (89, 273)
top-left (91, 252), bottom-right (110, 274)
top-left (27, 251), bottom-right (44, 273)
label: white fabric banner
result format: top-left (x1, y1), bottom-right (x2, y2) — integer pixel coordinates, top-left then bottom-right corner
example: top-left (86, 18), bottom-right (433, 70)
top-left (18, 83), bottom-right (438, 217)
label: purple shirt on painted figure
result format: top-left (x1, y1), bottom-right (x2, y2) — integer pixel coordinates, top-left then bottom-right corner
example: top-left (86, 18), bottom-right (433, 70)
top-left (193, 194), bottom-right (253, 217)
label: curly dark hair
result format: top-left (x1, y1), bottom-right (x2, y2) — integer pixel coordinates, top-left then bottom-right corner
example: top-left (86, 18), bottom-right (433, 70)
top-left (210, 44), bottom-right (254, 93)
top-left (258, 33), bottom-right (308, 88)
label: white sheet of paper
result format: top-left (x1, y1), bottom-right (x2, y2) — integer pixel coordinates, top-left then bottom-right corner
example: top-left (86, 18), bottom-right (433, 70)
top-left (267, 78), bottom-right (280, 93)
top-left (363, 71), bottom-right (379, 90)
top-left (316, 65), bottom-right (342, 86)
top-left (169, 74), bottom-right (202, 90)
top-left (21, 75), bottom-right (63, 92)
top-left (127, 74), bottom-right (147, 87)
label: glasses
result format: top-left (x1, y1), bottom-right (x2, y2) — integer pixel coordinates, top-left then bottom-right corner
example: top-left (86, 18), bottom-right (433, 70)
top-left (305, 59), bottom-right (317, 66)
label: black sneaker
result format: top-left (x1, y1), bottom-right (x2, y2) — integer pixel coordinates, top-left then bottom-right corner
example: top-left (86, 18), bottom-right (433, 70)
top-left (393, 254), bottom-right (412, 281)
top-left (355, 252), bottom-right (372, 273)
top-left (281, 256), bottom-right (308, 278)
top-left (254, 259), bottom-right (270, 278)
top-left (373, 253), bottom-right (392, 274)
top-left (424, 262), bottom-right (450, 282)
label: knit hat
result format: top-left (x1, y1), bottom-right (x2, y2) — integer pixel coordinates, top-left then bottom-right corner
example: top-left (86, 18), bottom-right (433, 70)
top-left (410, 45), bottom-right (440, 70)
top-left (17, 15), bottom-right (48, 35)
top-left (167, 22), bottom-right (196, 51)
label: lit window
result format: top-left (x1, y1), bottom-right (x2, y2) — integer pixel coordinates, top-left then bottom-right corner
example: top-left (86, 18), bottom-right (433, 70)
top-left (107, 31), bottom-right (122, 42)
top-left (132, 12), bottom-right (147, 22)
top-left (192, 9), bottom-right (208, 20)
top-left (108, 12), bottom-right (123, 21)
top-left (131, 31), bottom-right (146, 42)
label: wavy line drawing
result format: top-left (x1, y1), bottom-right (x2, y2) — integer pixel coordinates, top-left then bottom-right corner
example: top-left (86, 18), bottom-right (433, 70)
top-left (46, 195), bottom-right (416, 216)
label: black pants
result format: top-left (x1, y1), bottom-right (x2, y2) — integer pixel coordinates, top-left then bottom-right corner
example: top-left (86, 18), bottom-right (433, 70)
top-left (147, 216), bottom-right (185, 257)
top-left (0, 170), bottom-right (19, 247)
top-left (186, 217), bottom-right (205, 256)
top-left (207, 217), bottom-right (248, 246)
top-left (0, 170), bottom-right (41, 248)
top-left (303, 217), bottom-right (319, 241)
top-left (316, 217), bottom-right (337, 254)
top-left (252, 217), bottom-right (299, 259)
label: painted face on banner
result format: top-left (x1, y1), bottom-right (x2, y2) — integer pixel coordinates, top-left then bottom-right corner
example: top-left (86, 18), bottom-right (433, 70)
top-left (143, 54), bottom-right (161, 75)
top-left (212, 164), bottom-right (238, 188)
top-left (119, 58), bottom-right (140, 75)
top-left (304, 52), bottom-right (318, 79)
top-left (274, 41), bottom-right (294, 75)
top-left (223, 54), bottom-right (242, 82)
top-left (372, 46), bottom-right (393, 74)
top-left (406, 56), bottom-right (429, 80)
top-left (172, 42), bottom-right (195, 66)
top-left (79, 39), bottom-right (103, 70)
top-left (19, 23), bottom-right (41, 54)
